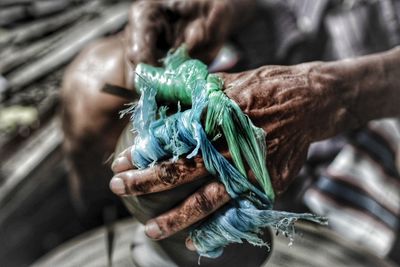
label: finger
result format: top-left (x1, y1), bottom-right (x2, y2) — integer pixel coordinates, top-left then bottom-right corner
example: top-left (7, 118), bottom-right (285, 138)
top-left (144, 181), bottom-right (230, 240)
top-left (110, 156), bottom-right (209, 196)
top-left (126, 2), bottom-right (169, 65)
top-left (111, 147), bottom-right (134, 173)
top-left (109, 142), bottom-right (261, 196)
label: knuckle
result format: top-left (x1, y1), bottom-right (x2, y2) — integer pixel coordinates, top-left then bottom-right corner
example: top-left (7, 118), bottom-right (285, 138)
top-left (206, 182), bottom-right (229, 202)
top-left (193, 191), bottom-right (214, 214)
top-left (206, 183), bottom-right (220, 197)
top-left (128, 177), bottom-right (141, 192)
top-left (137, 182), bottom-right (154, 195)
top-left (207, 182), bottom-right (221, 193)
top-left (125, 172), bottom-right (150, 194)
top-left (164, 216), bottom-right (180, 234)
top-left (157, 161), bottom-right (182, 185)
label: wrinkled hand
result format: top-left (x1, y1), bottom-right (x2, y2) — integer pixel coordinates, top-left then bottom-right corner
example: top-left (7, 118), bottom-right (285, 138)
top-left (126, 0), bottom-right (254, 65)
top-left (110, 62), bottom-right (338, 249)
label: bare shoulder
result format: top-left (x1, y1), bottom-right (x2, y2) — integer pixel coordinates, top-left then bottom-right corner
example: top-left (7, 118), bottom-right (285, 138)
top-left (61, 34), bottom-right (130, 141)
top-left (62, 35), bottom-right (127, 95)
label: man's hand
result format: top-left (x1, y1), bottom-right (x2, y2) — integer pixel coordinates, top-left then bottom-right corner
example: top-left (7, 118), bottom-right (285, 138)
top-left (110, 62), bottom-right (343, 248)
top-left (125, 0), bottom-right (255, 65)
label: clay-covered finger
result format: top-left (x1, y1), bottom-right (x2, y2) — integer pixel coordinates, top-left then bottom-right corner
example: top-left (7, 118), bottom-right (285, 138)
top-left (144, 181), bottom-right (230, 240)
top-left (110, 156), bottom-right (209, 196)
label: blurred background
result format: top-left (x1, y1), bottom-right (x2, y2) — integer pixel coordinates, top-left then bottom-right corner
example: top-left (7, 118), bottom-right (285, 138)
top-left (1, 0), bottom-right (400, 266)
top-left (0, 1), bottom-right (131, 266)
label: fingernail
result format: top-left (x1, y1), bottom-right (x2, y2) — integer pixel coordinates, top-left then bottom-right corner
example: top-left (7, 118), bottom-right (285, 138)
top-left (111, 157), bottom-right (131, 173)
top-left (185, 237), bottom-right (196, 251)
top-left (145, 220), bottom-right (163, 239)
top-left (110, 177), bottom-right (126, 195)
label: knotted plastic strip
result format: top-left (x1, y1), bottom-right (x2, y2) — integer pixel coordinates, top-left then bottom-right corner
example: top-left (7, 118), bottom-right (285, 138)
top-left (125, 46), bottom-right (327, 258)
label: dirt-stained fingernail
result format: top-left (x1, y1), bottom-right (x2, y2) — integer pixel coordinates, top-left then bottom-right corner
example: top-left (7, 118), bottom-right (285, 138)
top-left (145, 220), bottom-right (163, 239)
top-left (110, 177), bottom-right (126, 195)
top-left (185, 237), bottom-right (196, 251)
top-left (111, 157), bottom-right (131, 173)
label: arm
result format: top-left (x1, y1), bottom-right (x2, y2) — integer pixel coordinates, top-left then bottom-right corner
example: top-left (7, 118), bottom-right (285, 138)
top-left (320, 46), bottom-right (400, 127)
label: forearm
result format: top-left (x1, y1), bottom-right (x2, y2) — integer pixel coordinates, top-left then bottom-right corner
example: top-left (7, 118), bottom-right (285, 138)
top-left (319, 47), bottom-right (400, 136)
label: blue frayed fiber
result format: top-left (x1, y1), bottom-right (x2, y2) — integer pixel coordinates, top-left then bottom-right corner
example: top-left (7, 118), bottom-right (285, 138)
top-left (126, 46), bottom-right (327, 258)
top-left (190, 199), bottom-right (327, 258)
